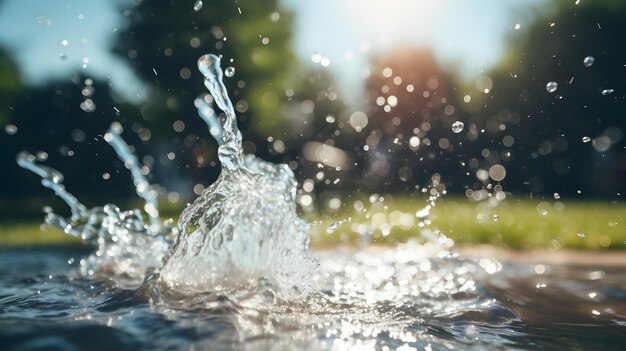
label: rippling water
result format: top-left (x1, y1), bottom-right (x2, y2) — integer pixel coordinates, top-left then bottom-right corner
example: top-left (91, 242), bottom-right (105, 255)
top-left (1, 244), bottom-right (625, 351)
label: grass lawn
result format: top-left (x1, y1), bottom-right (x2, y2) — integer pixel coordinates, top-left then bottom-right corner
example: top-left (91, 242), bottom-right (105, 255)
top-left (1, 196), bottom-right (624, 250)
top-left (307, 196), bottom-right (626, 250)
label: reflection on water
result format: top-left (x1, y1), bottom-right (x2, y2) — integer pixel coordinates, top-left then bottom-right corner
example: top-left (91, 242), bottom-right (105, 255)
top-left (1, 245), bottom-right (625, 351)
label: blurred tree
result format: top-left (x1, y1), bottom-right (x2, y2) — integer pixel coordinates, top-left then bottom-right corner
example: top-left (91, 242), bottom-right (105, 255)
top-left (473, 0), bottom-right (626, 197)
top-left (360, 47), bottom-right (468, 192)
top-left (111, 0), bottom-right (308, 197)
top-left (0, 74), bottom-right (151, 218)
top-left (0, 47), bottom-right (24, 125)
top-left (279, 68), bottom-right (351, 194)
top-left (112, 0), bottom-right (298, 140)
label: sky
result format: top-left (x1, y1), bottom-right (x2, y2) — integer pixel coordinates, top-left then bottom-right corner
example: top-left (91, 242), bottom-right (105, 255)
top-left (282, 0), bottom-right (547, 90)
top-left (0, 0), bottom-right (147, 100)
top-left (0, 0), bottom-right (548, 100)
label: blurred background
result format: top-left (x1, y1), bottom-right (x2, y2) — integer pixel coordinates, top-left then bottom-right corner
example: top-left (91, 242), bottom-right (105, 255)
top-left (0, 0), bottom-right (624, 248)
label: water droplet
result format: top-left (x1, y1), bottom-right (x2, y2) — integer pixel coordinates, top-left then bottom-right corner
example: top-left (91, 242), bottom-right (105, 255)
top-left (35, 151), bottom-right (48, 161)
top-left (582, 136), bottom-right (591, 143)
top-left (492, 214), bottom-right (499, 222)
top-left (61, 39), bottom-right (69, 46)
top-left (4, 124), bottom-right (18, 135)
top-left (514, 23), bottom-right (521, 30)
top-left (36, 16), bottom-right (52, 26)
top-left (601, 89), bottom-right (614, 95)
top-left (577, 232), bottom-right (586, 238)
top-left (553, 192), bottom-right (560, 199)
top-left (451, 121), bottom-right (464, 133)
top-left (311, 52), bottom-right (322, 63)
top-left (583, 56), bottom-right (595, 67)
top-left (197, 54), bottom-right (220, 79)
top-left (409, 136), bottom-right (420, 149)
top-left (534, 264), bottom-right (545, 274)
top-left (326, 218), bottom-right (351, 234)
top-left (80, 99), bottom-right (96, 112)
top-left (193, 0), bottom-right (203, 11)
top-left (546, 81), bottom-right (558, 93)
top-left (536, 282), bottom-right (547, 289)
top-left (225, 66), bottom-right (235, 77)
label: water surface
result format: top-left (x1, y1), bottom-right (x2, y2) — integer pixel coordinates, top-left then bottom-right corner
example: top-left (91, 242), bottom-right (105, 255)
top-left (1, 244), bottom-right (625, 351)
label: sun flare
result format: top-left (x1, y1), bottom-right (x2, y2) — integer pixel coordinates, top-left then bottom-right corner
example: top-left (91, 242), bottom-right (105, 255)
top-left (344, 0), bottom-right (450, 45)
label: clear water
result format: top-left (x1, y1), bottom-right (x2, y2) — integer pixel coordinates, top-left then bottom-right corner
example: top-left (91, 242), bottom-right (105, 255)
top-left (6, 55), bottom-right (626, 350)
top-left (1, 245), bottom-right (626, 350)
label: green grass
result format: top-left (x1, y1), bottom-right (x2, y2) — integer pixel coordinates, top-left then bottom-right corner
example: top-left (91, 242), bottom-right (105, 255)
top-left (1, 197), bottom-right (624, 250)
top-left (306, 196), bottom-right (626, 250)
top-left (0, 223), bottom-right (80, 246)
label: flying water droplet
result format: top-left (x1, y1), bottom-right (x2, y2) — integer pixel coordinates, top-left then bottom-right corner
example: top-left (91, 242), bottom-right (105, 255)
top-left (80, 99), bottom-right (96, 112)
top-left (193, 0), bottom-right (203, 11)
top-left (225, 66), bottom-right (235, 77)
top-left (451, 121), bottom-right (464, 133)
top-left (553, 193), bottom-right (560, 199)
top-left (546, 81), bottom-right (558, 93)
top-left (601, 89), bottom-right (614, 95)
top-left (4, 124), bottom-right (17, 135)
top-left (583, 56), bottom-right (595, 67)
top-left (492, 214), bottom-right (499, 222)
top-left (36, 16), bottom-right (52, 26)
top-left (582, 136), bottom-right (591, 143)
top-left (36, 151), bottom-right (48, 161)
top-left (326, 218), bottom-right (352, 234)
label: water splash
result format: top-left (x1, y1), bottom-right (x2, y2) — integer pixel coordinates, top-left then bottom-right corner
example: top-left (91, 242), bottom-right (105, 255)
top-left (194, 94), bottom-right (223, 144)
top-left (326, 217), bottom-right (352, 234)
top-left (451, 120), bottom-right (464, 133)
top-left (154, 54), bottom-right (317, 297)
top-left (104, 122), bottom-right (161, 232)
top-left (17, 54), bottom-right (480, 306)
top-left (17, 152), bottom-right (88, 226)
top-left (16, 128), bottom-right (174, 284)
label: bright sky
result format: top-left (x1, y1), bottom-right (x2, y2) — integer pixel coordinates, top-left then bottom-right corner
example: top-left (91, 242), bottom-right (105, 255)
top-left (0, 0), bottom-right (548, 100)
top-left (0, 0), bottom-right (147, 101)
top-left (282, 0), bottom-right (547, 91)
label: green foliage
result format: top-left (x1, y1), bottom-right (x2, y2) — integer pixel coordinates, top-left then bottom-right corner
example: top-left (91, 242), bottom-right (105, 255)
top-left (476, 0), bottom-right (626, 197)
top-left (307, 196), bottom-right (626, 250)
top-left (113, 0), bottom-right (298, 140)
top-left (0, 75), bottom-right (146, 199)
top-left (0, 48), bottom-right (24, 124)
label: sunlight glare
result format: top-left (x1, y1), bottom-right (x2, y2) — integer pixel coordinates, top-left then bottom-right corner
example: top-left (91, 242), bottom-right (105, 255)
top-left (345, 0), bottom-right (450, 46)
